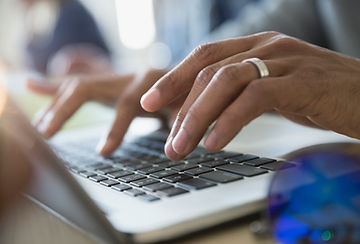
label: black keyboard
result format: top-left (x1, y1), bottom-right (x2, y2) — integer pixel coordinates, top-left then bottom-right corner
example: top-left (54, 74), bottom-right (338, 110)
top-left (52, 131), bottom-right (295, 203)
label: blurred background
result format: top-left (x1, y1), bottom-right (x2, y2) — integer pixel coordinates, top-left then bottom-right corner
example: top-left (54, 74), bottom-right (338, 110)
top-left (0, 0), bottom-right (263, 128)
top-left (0, 0), bottom-right (261, 74)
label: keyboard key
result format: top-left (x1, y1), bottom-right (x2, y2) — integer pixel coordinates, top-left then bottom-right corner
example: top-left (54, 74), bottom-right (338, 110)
top-left (143, 182), bottom-right (173, 192)
top-left (244, 158), bottom-right (275, 167)
top-left (107, 155), bottom-right (131, 162)
top-left (171, 163), bottom-right (198, 172)
top-left (88, 163), bottom-right (112, 170)
top-left (150, 169), bottom-right (178, 179)
top-left (137, 166), bottom-right (165, 175)
top-left (89, 175), bottom-right (108, 182)
top-left (184, 167), bottom-right (213, 176)
top-left (111, 184), bottom-right (131, 192)
top-left (217, 164), bottom-right (268, 177)
top-left (226, 154), bottom-right (259, 163)
top-left (124, 188), bottom-right (146, 197)
top-left (157, 161), bottom-right (185, 168)
top-left (113, 157), bottom-right (141, 166)
top-left (96, 167), bottom-right (121, 175)
top-left (206, 151), bottom-right (242, 159)
top-left (118, 174), bottom-right (146, 183)
top-left (177, 178), bottom-right (216, 190)
top-left (148, 158), bottom-right (169, 165)
top-left (186, 157), bottom-right (213, 164)
top-left (191, 147), bottom-right (210, 155)
top-left (136, 154), bottom-right (158, 161)
top-left (163, 174), bottom-right (192, 183)
top-left (138, 194), bottom-right (160, 202)
top-left (199, 171), bottom-right (243, 183)
top-left (80, 171), bottom-right (96, 178)
top-left (100, 179), bottom-right (120, 187)
top-left (70, 166), bottom-right (86, 174)
top-left (107, 170), bottom-right (133, 179)
top-left (125, 163), bottom-right (152, 170)
top-left (130, 178), bottom-right (159, 187)
top-left (200, 160), bottom-right (229, 168)
top-left (157, 187), bottom-right (189, 197)
top-left (260, 161), bottom-right (296, 171)
top-left (183, 154), bottom-right (202, 160)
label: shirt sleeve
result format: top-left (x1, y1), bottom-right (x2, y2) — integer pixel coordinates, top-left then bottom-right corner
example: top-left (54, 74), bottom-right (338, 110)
top-left (206, 0), bottom-right (327, 47)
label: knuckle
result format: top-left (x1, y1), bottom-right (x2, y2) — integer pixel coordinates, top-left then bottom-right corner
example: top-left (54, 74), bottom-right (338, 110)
top-left (192, 43), bottom-right (217, 61)
top-left (175, 111), bottom-right (186, 124)
top-left (257, 31), bottom-right (281, 38)
top-left (216, 65), bottom-right (239, 83)
top-left (195, 65), bottom-right (218, 90)
top-left (270, 35), bottom-right (299, 50)
top-left (298, 63), bottom-right (323, 78)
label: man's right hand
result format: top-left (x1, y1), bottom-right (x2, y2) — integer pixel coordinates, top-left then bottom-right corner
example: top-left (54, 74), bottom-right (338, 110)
top-left (27, 69), bottom-right (185, 156)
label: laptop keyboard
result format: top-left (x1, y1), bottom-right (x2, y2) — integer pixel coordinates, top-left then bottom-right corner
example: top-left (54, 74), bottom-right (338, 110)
top-left (52, 131), bottom-right (295, 203)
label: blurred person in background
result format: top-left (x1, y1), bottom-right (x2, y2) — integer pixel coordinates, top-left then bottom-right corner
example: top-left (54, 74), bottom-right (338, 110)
top-left (23, 0), bottom-right (112, 76)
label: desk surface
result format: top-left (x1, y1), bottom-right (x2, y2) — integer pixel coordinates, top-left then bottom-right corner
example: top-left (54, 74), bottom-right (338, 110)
top-left (0, 197), bottom-right (274, 244)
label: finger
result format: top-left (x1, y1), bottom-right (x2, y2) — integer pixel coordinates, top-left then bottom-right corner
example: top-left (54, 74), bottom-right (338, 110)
top-left (37, 83), bottom-right (88, 138)
top-left (141, 36), bottom-right (262, 112)
top-left (165, 49), bottom-right (286, 144)
top-left (26, 79), bottom-right (59, 95)
top-left (169, 60), bottom-right (284, 158)
top-left (34, 79), bottom-right (73, 127)
top-left (97, 98), bottom-right (138, 156)
top-left (204, 77), bottom-right (283, 151)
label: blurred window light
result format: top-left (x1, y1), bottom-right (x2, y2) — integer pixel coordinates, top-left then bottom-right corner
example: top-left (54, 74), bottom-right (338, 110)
top-left (115, 0), bottom-right (155, 50)
top-left (147, 42), bottom-right (172, 69)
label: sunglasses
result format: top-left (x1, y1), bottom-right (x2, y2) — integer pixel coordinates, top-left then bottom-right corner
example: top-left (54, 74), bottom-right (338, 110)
top-left (257, 143), bottom-right (360, 244)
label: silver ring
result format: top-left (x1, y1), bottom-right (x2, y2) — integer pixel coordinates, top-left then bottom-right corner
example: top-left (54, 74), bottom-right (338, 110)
top-left (241, 57), bottom-right (270, 78)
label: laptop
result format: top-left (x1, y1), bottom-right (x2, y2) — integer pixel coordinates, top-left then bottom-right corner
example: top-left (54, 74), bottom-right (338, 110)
top-left (0, 97), bottom-right (313, 243)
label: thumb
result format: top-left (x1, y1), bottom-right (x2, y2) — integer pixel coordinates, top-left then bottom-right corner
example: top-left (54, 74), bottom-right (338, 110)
top-left (26, 79), bottom-right (59, 96)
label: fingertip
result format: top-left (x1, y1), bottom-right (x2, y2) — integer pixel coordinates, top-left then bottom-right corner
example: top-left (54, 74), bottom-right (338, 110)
top-left (96, 133), bottom-right (120, 156)
top-left (26, 78), bottom-right (57, 95)
top-left (204, 130), bottom-right (219, 151)
top-left (165, 136), bottom-right (183, 161)
top-left (140, 88), bottom-right (161, 112)
top-left (36, 112), bottom-right (55, 138)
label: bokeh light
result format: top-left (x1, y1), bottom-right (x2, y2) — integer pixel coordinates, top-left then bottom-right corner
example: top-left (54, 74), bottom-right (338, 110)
top-left (268, 150), bottom-right (360, 244)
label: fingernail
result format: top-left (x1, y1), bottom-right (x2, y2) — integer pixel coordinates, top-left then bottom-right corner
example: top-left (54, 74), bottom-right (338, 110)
top-left (205, 130), bottom-right (218, 150)
top-left (165, 135), bottom-right (173, 149)
top-left (140, 88), bottom-right (160, 111)
top-left (172, 128), bottom-right (189, 155)
top-left (165, 136), bottom-right (180, 160)
top-left (37, 112), bottom-right (54, 135)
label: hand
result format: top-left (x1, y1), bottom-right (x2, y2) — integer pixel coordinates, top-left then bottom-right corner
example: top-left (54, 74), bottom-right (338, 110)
top-left (0, 109), bottom-right (32, 215)
top-left (141, 31), bottom-right (360, 160)
top-left (47, 44), bottom-right (113, 76)
top-left (28, 69), bottom-right (184, 156)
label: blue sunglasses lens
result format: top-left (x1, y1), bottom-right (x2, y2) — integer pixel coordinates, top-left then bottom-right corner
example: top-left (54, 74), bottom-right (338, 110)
top-left (268, 151), bottom-right (360, 244)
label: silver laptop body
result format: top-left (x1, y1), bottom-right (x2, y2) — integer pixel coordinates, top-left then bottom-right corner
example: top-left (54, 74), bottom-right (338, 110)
top-left (4, 97), bottom-right (351, 243)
